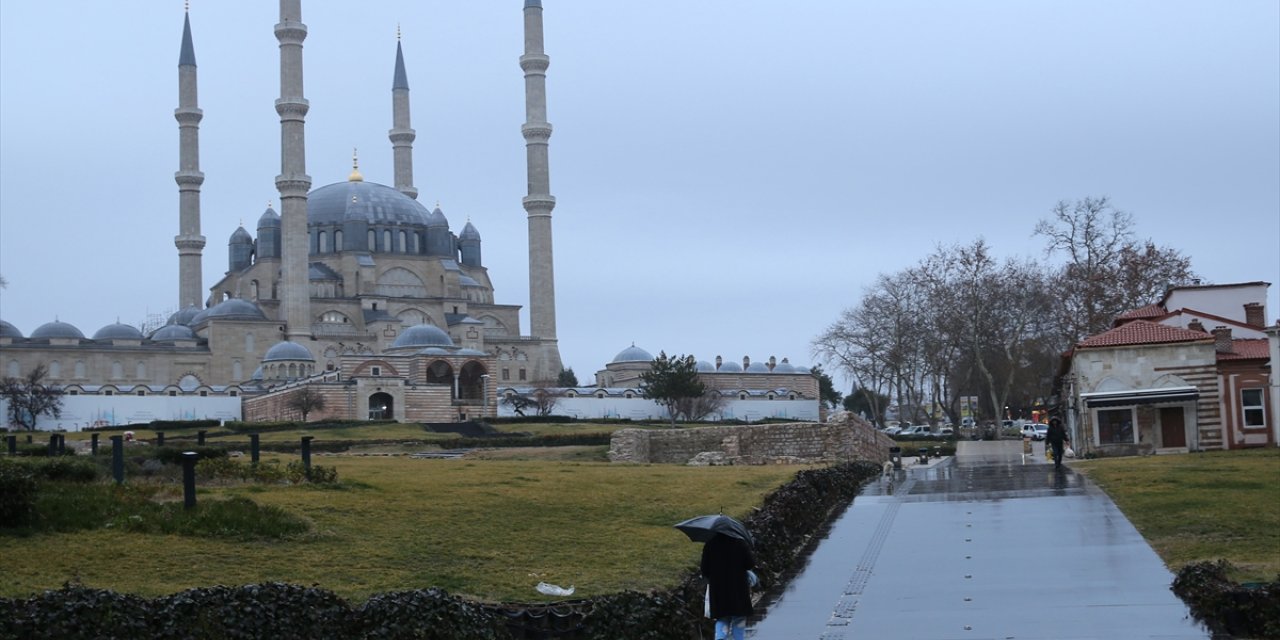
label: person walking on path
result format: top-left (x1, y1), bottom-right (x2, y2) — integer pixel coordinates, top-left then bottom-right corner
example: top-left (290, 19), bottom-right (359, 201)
top-left (701, 532), bottom-right (756, 640)
top-left (1046, 417), bottom-right (1070, 469)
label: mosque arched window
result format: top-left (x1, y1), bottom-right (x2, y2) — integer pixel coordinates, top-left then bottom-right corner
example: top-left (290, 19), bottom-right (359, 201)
top-left (232, 360), bottom-right (243, 380)
top-left (245, 333), bottom-right (255, 352)
top-left (49, 361), bottom-right (61, 378)
top-left (368, 230), bottom-right (377, 251)
top-left (7, 361), bottom-right (19, 377)
top-left (319, 231), bottom-right (329, 253)
top-left (111, 361), bottom-right (123, 379)
top-left (75, 361), bottom-right (86, 378)
top-left (399, 231), bottom-right (407, 253)
top-left (250, 280), bottom-right (259, 300)
top-left (384, 230), bottom-right (393, 252)
top-left (335, 230), bottom-right (343, 251)
top-left (136, 361), bottom-right (146, 379)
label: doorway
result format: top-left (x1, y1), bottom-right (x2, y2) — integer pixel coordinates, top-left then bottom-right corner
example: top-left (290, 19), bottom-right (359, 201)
top-left (368, 392), bottom-right (394, 420)
top-left (1159, 407), bottom-right (1186, 448)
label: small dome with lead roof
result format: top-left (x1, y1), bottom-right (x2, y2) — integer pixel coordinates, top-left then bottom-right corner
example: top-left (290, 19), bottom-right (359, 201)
top-left (31, 320), bottom-right (85, 341)
top-left (93, 322), bottom-right (144, 341)
top-left (612, 344), bottom-right (654, 363)
top-left (391, 323), bottom-right (454, 349)
top-left (262, 341), bottom-right (315, 363)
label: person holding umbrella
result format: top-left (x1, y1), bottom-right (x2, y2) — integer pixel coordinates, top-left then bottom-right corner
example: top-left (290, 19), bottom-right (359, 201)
top-left (675, 514), bottom-right (757, 640)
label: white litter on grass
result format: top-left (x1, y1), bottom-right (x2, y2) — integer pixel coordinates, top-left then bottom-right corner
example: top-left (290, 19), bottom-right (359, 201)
top-left (535, 582), bottom-right (575, 596)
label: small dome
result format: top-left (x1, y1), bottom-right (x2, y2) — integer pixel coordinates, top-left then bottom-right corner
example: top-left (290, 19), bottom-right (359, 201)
top-left (419, 347), bottom-right (451, 356)
top-left (717, 361), bottom-right (743, 373)
top-left (229, 226), bottom-right (252, 244)
top-left (0, 320), bottom-right (23, 339)
top-left (191, 298), bottom-right (267, 325)
top-left (459, 274), bottom-right (481, 287)
top-left (696, 360), bottom-right (716, 372)
top-left (391, 323), bottom-right (454, 349)
top-left (771, 362), bottom-right (795, 374)
top-left (426, 206), bottom-right (449, 228)
top-left (31, 320), bottom-right (85, 341)
top-left (93, 322), bottom-right (144, 341)
top-left (460, 221), bottom-right (481, 240)
top-left (612, 344), bottom-right (654, 363)
top-left (167, 305), bottom-right (202, 326)
top-left (746, 361), bottom-right (771, 373)
top-left (263, 340), bottom-right (315, 363)
top-left (150, 324), bottom-right (197, 342)
top-left (258, 205), bottom-right (281, 227)
top-left (456, 348), bottom-right (487, 357)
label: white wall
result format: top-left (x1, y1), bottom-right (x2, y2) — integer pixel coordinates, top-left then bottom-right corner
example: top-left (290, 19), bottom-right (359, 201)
top-left (1, 395), bottom-right (242, 431)
top-left (1165, 283), bottom-right (1268, 323)
top-left (497, 395), bottom-right (820, 422)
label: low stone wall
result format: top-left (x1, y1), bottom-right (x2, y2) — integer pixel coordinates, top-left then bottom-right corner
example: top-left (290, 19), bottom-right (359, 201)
top-left (608, 413), bottom-right (895, 465)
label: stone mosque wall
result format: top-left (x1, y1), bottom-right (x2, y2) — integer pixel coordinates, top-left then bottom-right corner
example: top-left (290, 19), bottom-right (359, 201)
top-left (607, 414), bottom-right (895, 465)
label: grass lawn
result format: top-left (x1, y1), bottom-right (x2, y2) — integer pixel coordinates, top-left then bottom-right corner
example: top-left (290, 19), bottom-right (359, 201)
top-left (0, 455), bottom-right (801, 603)
top-left (1073, 448), bottom-right (1280, 582)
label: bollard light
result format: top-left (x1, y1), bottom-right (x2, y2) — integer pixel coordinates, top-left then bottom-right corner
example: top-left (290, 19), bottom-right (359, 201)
top-left (301, 436), bottom-right (314, 480)
top-left (182, 451), bottom-right (199, 509)
top-left (110, 435), bottom-right (124, 484)
top-left (250, 433), bottom-right (260, 465)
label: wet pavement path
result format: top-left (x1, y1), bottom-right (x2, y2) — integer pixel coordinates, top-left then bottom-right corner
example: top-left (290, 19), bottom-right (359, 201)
top-left (747, 441), bottom-right (1211, 639)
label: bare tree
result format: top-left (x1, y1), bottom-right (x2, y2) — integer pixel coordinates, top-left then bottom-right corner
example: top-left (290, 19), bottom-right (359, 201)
top-left (503, 389), bottom-right (559, 417)
top-left (1, 364), bottom-right (64, 430)
top-left (1035, 196), bottom-right (1196, 341)
top-left (676, 389), bottom-right (726, 421)
top-left (286, 387), bottom-right (326, 422)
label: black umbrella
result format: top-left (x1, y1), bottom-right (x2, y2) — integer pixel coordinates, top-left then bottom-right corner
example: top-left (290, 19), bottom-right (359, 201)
top-left (674, 514), bottom-right (753, 546)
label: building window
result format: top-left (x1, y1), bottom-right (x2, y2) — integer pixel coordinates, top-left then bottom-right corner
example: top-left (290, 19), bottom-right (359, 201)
top-left (68, 390), bottom-right (79, 396)
top-left (1096, 408), bottom-right (1134, 444)
top-left (75, 361), bottom-right (86, 378)
top-left (6, 361), bottom-right (18, 377)
top-left (199, 390), bottom-right (208, 397)
top-left (136, 390), bottom-right (145, 396)
top-left (246, 333), bottom-right (255, 352)
top-left (49, 361), bottom-right (61, 378)
top-left (502, 369), bottom-right (510, 381)
top-left (519, 369), bottom-right (527, 381)
top-left (368, 230), bottom-right (377, 251)
top-left (372, 366), bottom-right (381, 377)
top-left (319, 230), bottom-right (329, 253)
top-left (104, 390), bottom-right (113, 396)
top-left (111, 361), bottom-right (123, 379)
top-left (399, 230), bottom-right (407, 253)
top-left (169, 390), bottom-right (177, 397)
top-left (136, 361), bottom-right (146, 379)
top-left (229, 390), bottom-right (238, 397)
top-left (1242, 389), bottom-right (1266, 427)
top-left (233, 361), bottom-right (243, 381)
top-left (384, 230), bottom-right (393, 251)
top-left (334, 230), bottom-right (343, 250)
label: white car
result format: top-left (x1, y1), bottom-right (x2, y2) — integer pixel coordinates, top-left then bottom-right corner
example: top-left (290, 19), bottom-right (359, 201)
top-left (1021, 423), bottom-right (1046, 440)
top-left (899, 425), bottom-right (933, 438)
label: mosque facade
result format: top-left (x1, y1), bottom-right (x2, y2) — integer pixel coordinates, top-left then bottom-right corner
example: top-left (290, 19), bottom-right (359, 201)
top-left (0, 1), bottom-right (562, 426)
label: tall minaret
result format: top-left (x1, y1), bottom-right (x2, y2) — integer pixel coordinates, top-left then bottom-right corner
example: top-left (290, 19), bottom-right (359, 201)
top-left (275, 0), bottom-right (312, 341)
top-left (521, 0), bottom-right (557, 343)
top-left (389, 28), bottom-right (418, 200)
top-left (174, 6), bottom-right (206, 311)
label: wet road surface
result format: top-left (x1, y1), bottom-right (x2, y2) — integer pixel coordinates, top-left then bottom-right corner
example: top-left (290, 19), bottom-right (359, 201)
top-left (747, 441), bottom-right (1211, 639)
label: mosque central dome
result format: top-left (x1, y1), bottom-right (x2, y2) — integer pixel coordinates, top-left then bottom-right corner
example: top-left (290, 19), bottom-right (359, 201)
top-left (307, 180), bottom-right (430, 227)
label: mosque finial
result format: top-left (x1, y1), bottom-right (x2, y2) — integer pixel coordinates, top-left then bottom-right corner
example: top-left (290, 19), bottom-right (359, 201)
top-left (397, 23), bottom-right (402, 41)
top-left (348, 148), bottom-right (364, 182)
top-left (185, 0), bottom-right (190, 13)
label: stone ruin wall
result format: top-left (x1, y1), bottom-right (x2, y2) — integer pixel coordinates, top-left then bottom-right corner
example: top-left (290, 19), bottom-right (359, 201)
top-left (607, 412), bottom-right (895, 465)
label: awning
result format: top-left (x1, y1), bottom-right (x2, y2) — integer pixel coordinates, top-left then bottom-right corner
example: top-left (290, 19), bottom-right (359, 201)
top-left (1081, 386), bottom-right (1199, 408)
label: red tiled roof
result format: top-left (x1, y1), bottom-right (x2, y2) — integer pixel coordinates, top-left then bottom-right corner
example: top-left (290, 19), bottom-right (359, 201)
top-left (1218, 339), bottom-right (1271, 361)
top-left (1116, 303), bottom-right (1167, 322)
top-left (1077, 320), bottom-right (1212, 349)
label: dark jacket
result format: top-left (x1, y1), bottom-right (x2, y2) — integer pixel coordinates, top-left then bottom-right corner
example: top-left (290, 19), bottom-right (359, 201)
top-left (1047, 421), bottom-right (1069, 446)
top-left (701, 533), bottom-right (756, 618)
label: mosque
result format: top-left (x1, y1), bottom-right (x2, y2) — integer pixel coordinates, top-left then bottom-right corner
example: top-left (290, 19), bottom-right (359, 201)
top-left (1, 2), bottom-right (820, 427)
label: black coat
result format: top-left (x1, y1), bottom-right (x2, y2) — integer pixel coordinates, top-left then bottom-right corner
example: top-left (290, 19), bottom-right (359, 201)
top-left (700, 534), bottom-right (755, 618)
top-left (1047, 422), bottom-right (1069, 446)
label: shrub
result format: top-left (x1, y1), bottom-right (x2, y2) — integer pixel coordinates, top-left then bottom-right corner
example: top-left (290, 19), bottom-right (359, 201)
top-left (31, 457), bottom-right (100, 483)
top-left (0, 461), bottom-right (38, 526)
top-left (151, 446), bottom-right (227, 465)
top-left (0, 583), bottom-right (152, 640)
top-left (1172, 560), bottom-right (1280, 638)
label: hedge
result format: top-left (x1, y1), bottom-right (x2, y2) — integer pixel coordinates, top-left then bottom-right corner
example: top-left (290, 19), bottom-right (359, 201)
top-left (1171, 560), bottom-right (1280, 639)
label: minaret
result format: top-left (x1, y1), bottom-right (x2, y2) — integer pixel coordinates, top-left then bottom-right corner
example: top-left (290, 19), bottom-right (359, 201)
top-left (174, 6), bottom-right (206, 311)
top-left (275, 0), bottom-right (312, 341)
top-left (521, 0), bottom-right (557, 342)
top-left (389, 28), bottom-right (418, 199)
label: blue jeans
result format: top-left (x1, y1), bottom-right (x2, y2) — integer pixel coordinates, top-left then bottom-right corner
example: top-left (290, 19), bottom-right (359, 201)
top-left (715, 616), bottom-right (746, 640)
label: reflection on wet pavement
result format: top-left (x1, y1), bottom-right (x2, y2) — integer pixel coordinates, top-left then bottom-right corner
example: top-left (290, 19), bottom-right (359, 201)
top-left (747, 441), bottom-right (1213, 639)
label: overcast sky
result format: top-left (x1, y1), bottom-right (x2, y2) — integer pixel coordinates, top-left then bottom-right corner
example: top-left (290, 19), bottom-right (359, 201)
top-left (1, 1), bottom-right (1277, 388)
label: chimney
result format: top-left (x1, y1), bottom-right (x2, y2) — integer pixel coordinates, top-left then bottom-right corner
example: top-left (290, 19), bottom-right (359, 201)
top-left (1188, 319), bottom-right (1206, 333)
top-left (1211, 326), bottom-right (1233, 353)
top-left (1244, 302), bottom-right (1265, 328)
top-left (715, 355), bottom-right (722, 370)
top-left (743, 356), bottom-right (750, 369)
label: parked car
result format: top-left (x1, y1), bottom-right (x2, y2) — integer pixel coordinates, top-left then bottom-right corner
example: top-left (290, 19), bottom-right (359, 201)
top-left (1033, 424), bottom-right (1049, 441)
top-left (899, 425), bottom-right (933, 438)
top-left (937, 426), bottom-right (955, 437)
top-left (882, 424), bottom-right (903, 435)
top-left (1020, 424), bottom-right (1039, 439)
